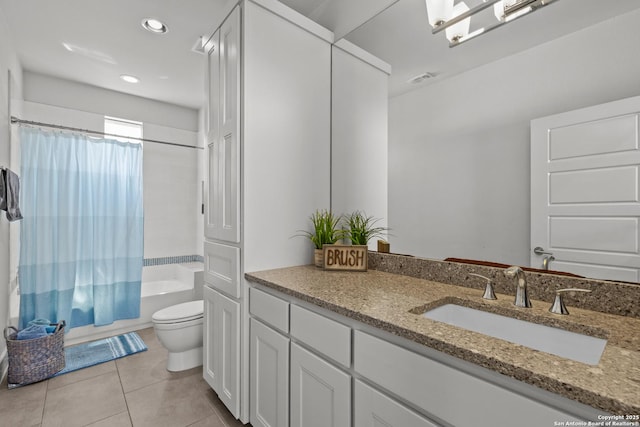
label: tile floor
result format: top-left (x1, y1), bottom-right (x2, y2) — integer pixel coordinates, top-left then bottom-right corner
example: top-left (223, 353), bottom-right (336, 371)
top-left (0, 328), bottom-right (247, 427)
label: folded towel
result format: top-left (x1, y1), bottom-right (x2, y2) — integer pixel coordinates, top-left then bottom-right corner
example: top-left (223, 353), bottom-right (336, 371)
top-left (1, 168), bottom-right (23, 222)
top-left (16, 325), bottom-right (49, 340)
top-left (28, 318), bottom-right (52, 326)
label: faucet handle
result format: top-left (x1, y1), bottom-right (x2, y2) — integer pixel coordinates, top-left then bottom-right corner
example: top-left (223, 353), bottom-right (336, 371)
top-left (469, 273), bottom-right (497, 300)
top-left (549, 288), bottom-right (592, 315)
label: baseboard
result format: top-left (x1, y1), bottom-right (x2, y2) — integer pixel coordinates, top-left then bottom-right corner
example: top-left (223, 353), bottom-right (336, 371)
top-left (0, 348), bottom-right (7, 385)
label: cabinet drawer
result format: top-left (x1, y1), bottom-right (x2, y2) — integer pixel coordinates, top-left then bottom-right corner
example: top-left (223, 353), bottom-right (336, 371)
top-left (354, 380), bottom-right (438, 427)
top-left (249, 287), bottom-right (289, 333)
top-left (353, 331), bottom-right (579, 427)
top-left (204, 241), bottom-right (240, 298)
top-left (290, 304), bottom-right (351, 367)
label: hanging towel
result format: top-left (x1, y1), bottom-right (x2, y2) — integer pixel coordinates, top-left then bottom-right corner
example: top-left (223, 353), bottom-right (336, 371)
top-left (1, 168), bottom-right (23, 221)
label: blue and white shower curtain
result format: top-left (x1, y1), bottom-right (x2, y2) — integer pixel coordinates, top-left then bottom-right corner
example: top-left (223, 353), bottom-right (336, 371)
top-left (18, 127), bottom-right (144, 329)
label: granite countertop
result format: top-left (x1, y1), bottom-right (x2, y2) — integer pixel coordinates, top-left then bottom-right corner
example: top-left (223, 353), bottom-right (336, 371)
top-left (245, 265), bottom-right (640, 416)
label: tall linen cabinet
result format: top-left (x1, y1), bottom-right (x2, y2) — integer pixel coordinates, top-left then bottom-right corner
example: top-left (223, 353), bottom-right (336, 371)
top-left (202, 0), bottom-right (331, 423)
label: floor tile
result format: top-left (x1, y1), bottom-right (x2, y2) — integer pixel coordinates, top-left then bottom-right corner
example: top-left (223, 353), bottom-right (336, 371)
top-left (125, 369), bottom-right (215, 427)
top-left (2, 327), bottom-right (243, 427)
top-left (115, 345), bottom-right (174, 393)
top-left (47, 360), bottom-right (117, 391)
top-left (84, 411), bottom-right (132, 427)
top-left (135, 327), bottom-right (164, 351)
top-left (41, 371), bottom-right (127, 427)
top-left (0, 378), bottom-right (47, 427)
top-left (186, 413), bottom-right (227, 427)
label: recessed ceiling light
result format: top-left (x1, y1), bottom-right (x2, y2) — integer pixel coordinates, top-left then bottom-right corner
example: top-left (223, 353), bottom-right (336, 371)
top-left (142, 18), bottom-right (168, 34)
top-left (120, 74), bottom-right (140, 84)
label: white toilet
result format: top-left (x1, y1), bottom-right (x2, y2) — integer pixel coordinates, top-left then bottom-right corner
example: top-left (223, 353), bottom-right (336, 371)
top-left (152, 300), bottom-right (204, 372)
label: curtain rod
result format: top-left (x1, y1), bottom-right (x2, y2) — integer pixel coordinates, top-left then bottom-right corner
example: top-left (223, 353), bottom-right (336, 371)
top-left (10, 116), bottom-right (204, 150)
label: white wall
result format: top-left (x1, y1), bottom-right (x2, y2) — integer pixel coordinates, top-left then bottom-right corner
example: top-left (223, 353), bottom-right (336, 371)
top-left (0, 4), bottom-right (23, 380)
top-left (388, 8), bottom-right (640, 266)
top-left (331, 42), bottom-right (389, 249)
top-left (20, 73), bottom-right (203, 260)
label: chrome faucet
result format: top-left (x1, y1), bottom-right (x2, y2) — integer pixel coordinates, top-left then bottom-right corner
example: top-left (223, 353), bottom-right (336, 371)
top-left (504, 266), bottom-right (531, 308)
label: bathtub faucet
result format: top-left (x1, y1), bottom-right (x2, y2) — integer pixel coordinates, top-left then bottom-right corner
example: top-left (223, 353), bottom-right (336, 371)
top-left (504, 266), bottom-right (531, 308)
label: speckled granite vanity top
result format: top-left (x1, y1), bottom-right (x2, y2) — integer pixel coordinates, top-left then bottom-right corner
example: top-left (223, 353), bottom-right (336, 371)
top-left (245, 265), bottom-right (640, 415)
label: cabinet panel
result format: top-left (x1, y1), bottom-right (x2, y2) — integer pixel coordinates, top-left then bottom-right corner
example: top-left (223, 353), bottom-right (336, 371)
top-left (216, 290), bottom-right (241, 419)
top-left (354, 380), bottom-right (438, 427)
top-left (204, 241), bottom-right (240, 298)
top-left (250, 318), bottom-right (289, 427)
top-left (206, 30), bottom-right (220, 145)
top-left (203, 286), bottom-right (218, 391)
top-left (290, 304), bottom-right (351, 367)
top-left (290, 343), bottom-right (350, 427)
top-left (354, 331), bottom-right (580, 427)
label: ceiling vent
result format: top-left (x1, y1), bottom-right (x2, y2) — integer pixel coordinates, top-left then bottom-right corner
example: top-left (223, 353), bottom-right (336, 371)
top-left (407, 72), bottom-right (436, 84)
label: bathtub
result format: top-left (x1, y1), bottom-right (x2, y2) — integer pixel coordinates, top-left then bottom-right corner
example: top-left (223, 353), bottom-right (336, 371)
top-left (8, 262), bottom-right (204, 347)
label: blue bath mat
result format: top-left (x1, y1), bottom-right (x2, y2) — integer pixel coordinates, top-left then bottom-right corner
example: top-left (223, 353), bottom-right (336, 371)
top-left (7, 331), bottom-right (147, 389)
top-left (53, 331), bottom-right (147, 377)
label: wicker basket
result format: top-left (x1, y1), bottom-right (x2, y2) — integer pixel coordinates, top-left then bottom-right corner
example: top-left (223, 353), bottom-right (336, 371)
top-left (4, 321), bottom-right (66, 386)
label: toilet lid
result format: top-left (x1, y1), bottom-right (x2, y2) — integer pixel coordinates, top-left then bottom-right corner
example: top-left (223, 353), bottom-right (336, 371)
top-left (152, 300), bottom-right (204, 324)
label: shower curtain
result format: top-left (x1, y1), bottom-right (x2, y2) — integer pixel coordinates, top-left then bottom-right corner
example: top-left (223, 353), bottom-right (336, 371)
top-left (18, 127), bottom-right (144, 329)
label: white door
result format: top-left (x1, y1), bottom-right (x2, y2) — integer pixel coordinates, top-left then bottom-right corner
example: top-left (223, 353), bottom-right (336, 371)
top-left (250, 318), bottom-right (289, 427)
top-left (290, 342), bottom-right (351, 427)
top-left (531, 96), bottom-right (640, 282)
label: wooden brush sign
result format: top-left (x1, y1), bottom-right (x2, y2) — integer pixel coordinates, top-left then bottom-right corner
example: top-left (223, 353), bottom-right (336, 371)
top-left (323, 245), bottom-right (368, 271)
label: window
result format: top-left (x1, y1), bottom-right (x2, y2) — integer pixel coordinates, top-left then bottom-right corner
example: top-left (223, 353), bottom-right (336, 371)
top-left (104, 116), bottom-right (143, 143)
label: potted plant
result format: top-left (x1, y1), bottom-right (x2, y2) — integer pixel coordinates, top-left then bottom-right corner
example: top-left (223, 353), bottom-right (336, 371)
top-left (299, 209), bottom-right (344, 267)
top-left (344, 211), bottom-right (388, 246)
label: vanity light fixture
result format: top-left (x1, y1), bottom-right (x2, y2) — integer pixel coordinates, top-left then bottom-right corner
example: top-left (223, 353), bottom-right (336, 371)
top-left (142, 18), bottom-right (168, 34)
top-left (425, 0), bottom-right (558, 47)
top-left (120, 74), bottom-right (140, 84)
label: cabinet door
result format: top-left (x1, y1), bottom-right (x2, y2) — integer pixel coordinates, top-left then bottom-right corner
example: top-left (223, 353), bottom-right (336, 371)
top-left (290, 343), bottom-right (350, 427)
top-left (250, 318), bottom-right (289, 427)
top-left (203, 285), bottom-right (219, 390)
top-left (215, 289), bottom-right (241, 419)
top-left (354, 380), bottom-right (438, 427)
top-left (205, 30), bottom-right (220, 240)
top-left (215, 5), bottom-right (241, 243)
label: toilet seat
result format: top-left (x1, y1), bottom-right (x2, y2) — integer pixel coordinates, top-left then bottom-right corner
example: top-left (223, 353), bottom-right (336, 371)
top-left (152, 300), bottom-right (203, 324)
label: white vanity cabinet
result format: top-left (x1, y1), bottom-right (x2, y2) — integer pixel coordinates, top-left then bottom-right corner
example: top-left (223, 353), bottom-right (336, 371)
top-left (247, 281), bottom-right (605, 427)
top-left (202, 0), bottom-right (333, 422)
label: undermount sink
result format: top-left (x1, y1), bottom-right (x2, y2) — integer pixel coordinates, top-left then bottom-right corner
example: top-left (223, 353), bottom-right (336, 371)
top-left (422, 304), bottom-right (607, 365)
